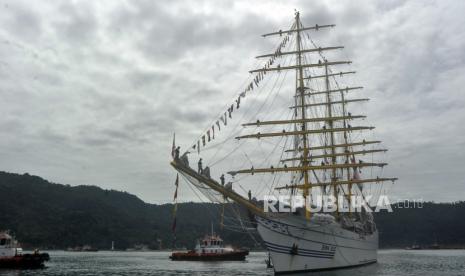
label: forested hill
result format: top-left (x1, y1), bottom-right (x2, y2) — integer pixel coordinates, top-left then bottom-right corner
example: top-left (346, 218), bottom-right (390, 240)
top-left (0, 171), bottom-right (258, 250)
top-left (1, 171), bottom-right (464, 250)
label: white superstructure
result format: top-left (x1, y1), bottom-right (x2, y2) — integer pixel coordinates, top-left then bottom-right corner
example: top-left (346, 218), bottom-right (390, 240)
top-left (194, 234), bottom-right (234, 255)
top-left (0, 231), bottom-right (22, 258)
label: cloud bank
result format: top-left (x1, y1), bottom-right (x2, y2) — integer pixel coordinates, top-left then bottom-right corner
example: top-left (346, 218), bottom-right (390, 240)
top-left (0, 0), bottom-right (464, 203)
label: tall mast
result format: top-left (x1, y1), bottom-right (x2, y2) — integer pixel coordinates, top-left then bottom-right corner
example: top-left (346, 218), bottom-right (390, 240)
top-left (295, 12), bottom-right (312, 219)
top-left (324, 63), bottom-right (339, 217)
top-left (210, 12), bottom-right (398, 218)
top-left (340, 87), bottom-right (352, 213)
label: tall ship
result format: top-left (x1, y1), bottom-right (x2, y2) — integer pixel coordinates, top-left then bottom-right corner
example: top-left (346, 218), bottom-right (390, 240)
top-left (170, 11), bottom-right (396, 274)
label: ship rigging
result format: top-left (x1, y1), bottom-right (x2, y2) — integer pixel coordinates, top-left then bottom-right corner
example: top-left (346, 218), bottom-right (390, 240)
top-left (170, 11), bottom-right (397, 273)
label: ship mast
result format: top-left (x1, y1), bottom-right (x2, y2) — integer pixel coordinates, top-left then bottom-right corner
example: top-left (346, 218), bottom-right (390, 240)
top-left (324, 61), bottom-right (339, 216)
top-left (339, 82), bottom-right (353, 212)
top-left (228, 12), bottom-right (397, 216)
top-left (295, 12), bottom-right (312, 219)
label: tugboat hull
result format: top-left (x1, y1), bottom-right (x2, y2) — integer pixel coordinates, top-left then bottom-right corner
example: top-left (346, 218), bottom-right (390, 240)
top-left (170, 250), bottom-right (249, 261)
top-left (0, 253), bottom-right (50, 269)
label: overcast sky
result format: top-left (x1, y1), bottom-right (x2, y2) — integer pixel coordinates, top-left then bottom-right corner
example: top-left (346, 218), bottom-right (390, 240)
top-left (0, 0), bottom-right (464, 204)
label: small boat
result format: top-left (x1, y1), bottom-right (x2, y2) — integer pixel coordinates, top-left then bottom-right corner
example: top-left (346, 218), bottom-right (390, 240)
top-left (430, 242), bottom-right (440, 249)
top-left (66, 245), bottom-right (98, 252)
top-left (0, 231), bottom-right (49, 269)
top-left (82, 245), bottom-right (98, 252)
top-left (170, 229), bottom-right (248, 261)
top-left (405, 243), bottom-right (421, 250)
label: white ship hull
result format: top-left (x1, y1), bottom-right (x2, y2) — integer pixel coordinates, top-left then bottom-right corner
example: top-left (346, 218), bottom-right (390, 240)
top-left (256, 216), bottom-right (378, 274)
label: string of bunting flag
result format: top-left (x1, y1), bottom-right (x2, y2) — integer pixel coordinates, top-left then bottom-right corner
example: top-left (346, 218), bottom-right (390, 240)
top-left (190, 33), bottom-right (291, 154)
top-left (171, 174), bottom-right (179, 248)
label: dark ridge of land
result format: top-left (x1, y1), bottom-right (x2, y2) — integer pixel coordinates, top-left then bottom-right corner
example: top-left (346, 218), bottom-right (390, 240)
top-left (1, 171), bottom-right (464, 250)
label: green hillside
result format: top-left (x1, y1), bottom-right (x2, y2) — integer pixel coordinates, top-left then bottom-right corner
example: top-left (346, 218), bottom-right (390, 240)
top-left (1, 171), bottom-right (464, 250)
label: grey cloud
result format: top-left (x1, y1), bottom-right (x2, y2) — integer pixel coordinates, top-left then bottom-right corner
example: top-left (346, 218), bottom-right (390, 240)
top-left (0, 0), bottom-right (463, 203)
top-left (1, 2), bottom-right (43, 42)
top-left (51, 2), bottom-right (98, 45)
top-left (127, 69), bottom-right (170, 90)
top-left (109, 0), bottom-right (274, 63)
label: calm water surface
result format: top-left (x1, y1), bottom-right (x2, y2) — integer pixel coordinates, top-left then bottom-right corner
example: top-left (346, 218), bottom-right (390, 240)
top-left (0, 250), bottom-right (464, 276)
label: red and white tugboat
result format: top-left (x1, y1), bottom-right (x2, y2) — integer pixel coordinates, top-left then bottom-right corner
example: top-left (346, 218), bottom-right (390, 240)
top-left (0, 231), bottom-right (49, 269)
top-left (170, 228), bottom-right (248, 261)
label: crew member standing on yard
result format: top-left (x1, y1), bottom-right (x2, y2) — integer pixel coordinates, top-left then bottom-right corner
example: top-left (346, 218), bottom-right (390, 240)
top-left (248, 190), bottom-right (252, 201)
top-left (220, 174), bottom-right (225, 186)
top-left (180, 151), bottom-right (189, 166)
top-left (174, 146), bottom-right (180, 159)
top-left (198, 158), bottom-right (203, 174)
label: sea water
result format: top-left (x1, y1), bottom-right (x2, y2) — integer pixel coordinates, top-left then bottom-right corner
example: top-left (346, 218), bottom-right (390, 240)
top-left (0, 250), bottom-right (464, 276)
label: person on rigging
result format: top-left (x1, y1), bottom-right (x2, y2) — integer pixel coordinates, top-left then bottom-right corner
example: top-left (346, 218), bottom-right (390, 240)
top-left (203, 166), bottom-right (211, 178)
top-left (174, 146), bottom-right (180, 160)
top-left (198, 158), bottom-right (203, 174)
top-left (220, 174), bottom-right (225, 186)
top-left (180, 151), bottom-right (189, 166)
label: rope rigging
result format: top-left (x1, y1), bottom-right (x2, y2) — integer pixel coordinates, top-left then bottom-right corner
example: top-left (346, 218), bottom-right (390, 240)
top-left (169, 13), bottom-right (396, 238)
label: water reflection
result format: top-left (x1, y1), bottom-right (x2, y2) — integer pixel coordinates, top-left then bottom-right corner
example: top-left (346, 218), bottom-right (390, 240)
top-left (0, 250), bottom-right (464, 276)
